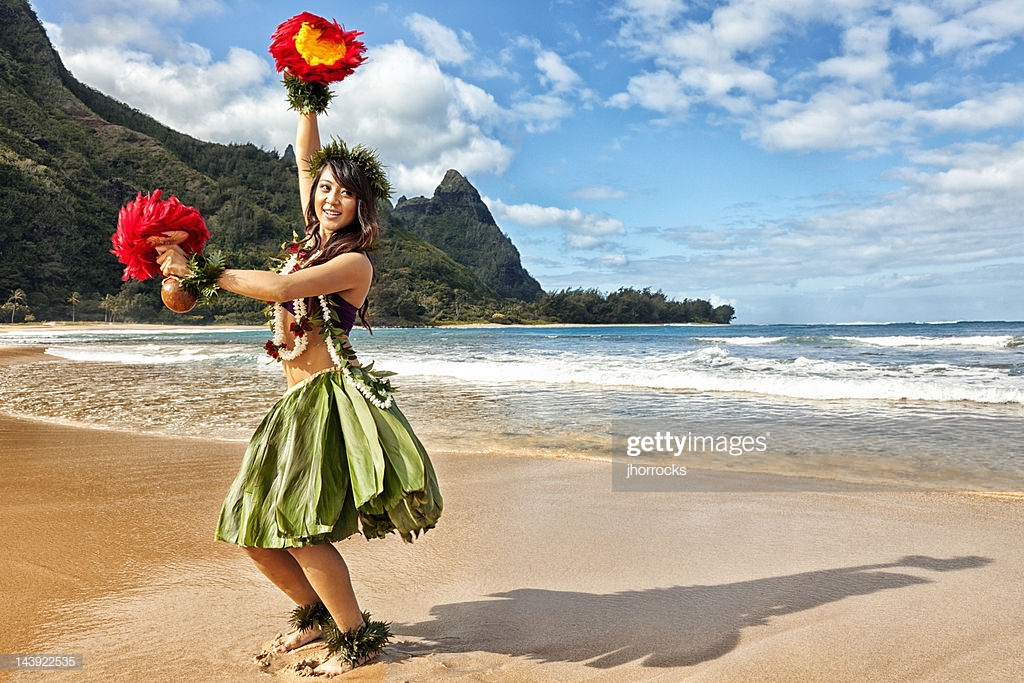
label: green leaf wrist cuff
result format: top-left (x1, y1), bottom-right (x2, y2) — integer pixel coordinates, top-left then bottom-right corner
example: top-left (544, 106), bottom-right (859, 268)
top-left (179, 250), bottom-right (227, 307)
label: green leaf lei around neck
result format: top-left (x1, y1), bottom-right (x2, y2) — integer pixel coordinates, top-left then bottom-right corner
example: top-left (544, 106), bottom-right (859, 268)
top-left (316, 293), bottom-right (397, 409)
top-left (264, 247), bottom-right (397, 408)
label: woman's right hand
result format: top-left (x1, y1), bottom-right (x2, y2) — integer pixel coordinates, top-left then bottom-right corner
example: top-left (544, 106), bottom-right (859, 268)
top-left (156, 245), bottom-right (193, 278)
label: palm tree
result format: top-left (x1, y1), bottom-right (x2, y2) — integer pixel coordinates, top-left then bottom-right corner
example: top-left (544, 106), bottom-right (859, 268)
top-left (99, 294), bottom-right (117, 323)
top-left (67, 291), bottom-right (82, 322)
top-left (6, 289), bottom-right (26, 324)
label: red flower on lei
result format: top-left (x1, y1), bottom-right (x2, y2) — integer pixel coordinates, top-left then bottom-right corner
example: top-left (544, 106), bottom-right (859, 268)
top-left (110, 190), bottom-right (209, 281)
top-left (269, 12), bottom-right (366, 84)
top-left (291, 319), bottom-right (313, 337)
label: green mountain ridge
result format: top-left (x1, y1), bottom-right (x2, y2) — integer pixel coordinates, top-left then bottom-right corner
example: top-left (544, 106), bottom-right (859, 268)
top-left (0, 0), bottom-right (734, 326)
top-left (0, 0), bottom-right (515, 326)
top-left (393, 170), bottom-right (542, 301)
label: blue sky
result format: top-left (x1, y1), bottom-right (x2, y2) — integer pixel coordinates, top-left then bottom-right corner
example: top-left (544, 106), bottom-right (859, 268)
top-left (28, 0), bottom-right (1024, 323)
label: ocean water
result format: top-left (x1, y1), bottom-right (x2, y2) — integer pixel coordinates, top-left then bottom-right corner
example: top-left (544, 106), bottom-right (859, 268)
top-left (2, 321), bottom-right (1023, 491)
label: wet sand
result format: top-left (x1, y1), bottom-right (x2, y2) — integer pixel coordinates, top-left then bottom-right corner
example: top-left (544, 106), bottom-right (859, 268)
top-left (2, 348), bottom-right (1024, 680)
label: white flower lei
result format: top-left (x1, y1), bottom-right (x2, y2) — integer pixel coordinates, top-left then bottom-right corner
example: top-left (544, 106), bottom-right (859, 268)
top-left (269, 252), bottom-right (315, 361)
top-left (343, 366), bottom-right (394, 409)
top-left (318, 293), bottom-right (345, 367)
top-left (269, 250), bottom-right (395, 409)
top-left (318, 293), bottom-right (395, 409)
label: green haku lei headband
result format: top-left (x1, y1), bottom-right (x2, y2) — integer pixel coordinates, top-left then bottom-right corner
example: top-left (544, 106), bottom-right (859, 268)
top-left (307, 138), bottom-right (393, 202)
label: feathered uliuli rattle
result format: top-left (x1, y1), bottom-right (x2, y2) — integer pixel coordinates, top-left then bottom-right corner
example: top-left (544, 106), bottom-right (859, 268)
top-left (269, 11), bottom-right (367, 114)
top-left (109, 13), bottom-right (367, 311)
top-left (110, 190), bottom-right (220, 313)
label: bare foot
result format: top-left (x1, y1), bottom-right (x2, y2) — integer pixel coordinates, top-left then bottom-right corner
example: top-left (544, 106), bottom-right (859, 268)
top-left (271, 626), bottom-right (325, 653)
top-left (312, 652), bottom-right (378, 676)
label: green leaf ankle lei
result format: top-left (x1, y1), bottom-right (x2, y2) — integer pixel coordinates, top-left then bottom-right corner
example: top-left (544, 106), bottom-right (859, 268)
top-left (288, 603), bottom-right (391, 669)
top-left (324, 611), bottom-right (392, 667)
top-left (290, 601), bottom-right (334, 632)
top-left (178, 250), bottom-right (226, 307)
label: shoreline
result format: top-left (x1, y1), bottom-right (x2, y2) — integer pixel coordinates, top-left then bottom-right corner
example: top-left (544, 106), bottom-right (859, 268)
top-left (3, 342), bottom-right (1022, 494)
top-left (4, 319), bottom-right (1023, 334)
top-left (2, 410), bottom-right (1023, 681)
top-left (3, 336), bottom-right (1023, 679)
top-left (0, 321), bottom-right (266, 334)
top-left (0, 320), bottom-right (729, 333)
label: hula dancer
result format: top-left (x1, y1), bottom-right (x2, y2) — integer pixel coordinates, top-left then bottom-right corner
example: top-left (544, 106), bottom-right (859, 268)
top-left (156, 109), bottom-right (442, 674)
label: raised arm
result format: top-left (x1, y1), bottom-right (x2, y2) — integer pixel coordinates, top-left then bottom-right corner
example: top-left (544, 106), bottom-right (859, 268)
top-left (295, 112), bottom-right (321, 216)
top-left (156, 247), bottom-right (372, 304)
top-left (216, 252), bottom-right (371, 304)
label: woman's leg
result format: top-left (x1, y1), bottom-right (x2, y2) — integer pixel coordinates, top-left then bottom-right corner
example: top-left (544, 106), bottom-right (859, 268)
top-left (287, 543), bottom-right (373, 674)
top-left (244, 547), bottom-right (319, 605)
top-left (243, 547), bottom-right (325, 652)
top-left (286, 543), bottom-right (364, 630)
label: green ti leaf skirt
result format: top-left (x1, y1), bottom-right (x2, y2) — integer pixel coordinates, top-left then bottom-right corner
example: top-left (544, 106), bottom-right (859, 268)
top-left (215, 367), bottom-right (442, 548)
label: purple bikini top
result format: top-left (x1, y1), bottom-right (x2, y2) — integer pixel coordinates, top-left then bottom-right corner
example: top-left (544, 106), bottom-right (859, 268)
top-left (282, 295), bottom-right (358, 334)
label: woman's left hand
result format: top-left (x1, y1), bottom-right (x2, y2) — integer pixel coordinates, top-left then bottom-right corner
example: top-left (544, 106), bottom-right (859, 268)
top-left (156, 245), bottom-right (193, 278)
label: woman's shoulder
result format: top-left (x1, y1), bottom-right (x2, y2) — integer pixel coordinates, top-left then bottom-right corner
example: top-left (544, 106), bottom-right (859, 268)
top-left (328, 250), bottom-right (371, 263)
top-left (324, 250), bottom-right (373, 279)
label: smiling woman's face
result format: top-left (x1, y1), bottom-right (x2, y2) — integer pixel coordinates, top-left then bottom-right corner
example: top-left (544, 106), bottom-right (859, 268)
top-left (315, 165), bottom-right (358, 236)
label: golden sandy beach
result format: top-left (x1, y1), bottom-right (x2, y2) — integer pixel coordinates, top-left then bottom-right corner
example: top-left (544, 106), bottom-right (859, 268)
top-left (2, 345), bottom-right (1023, 681)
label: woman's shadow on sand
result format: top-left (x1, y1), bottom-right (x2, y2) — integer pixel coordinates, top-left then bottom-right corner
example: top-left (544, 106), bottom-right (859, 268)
top-left (395, 555), bottom-right (990, 669)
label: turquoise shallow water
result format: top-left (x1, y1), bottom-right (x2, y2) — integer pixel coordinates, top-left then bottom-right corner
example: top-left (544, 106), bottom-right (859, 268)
top-left (2, 321), bottom-right (1023, 490)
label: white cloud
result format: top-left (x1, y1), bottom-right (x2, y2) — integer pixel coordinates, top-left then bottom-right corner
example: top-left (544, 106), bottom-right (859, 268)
top-left (336, 42), bottom-right (513, 195)
top-left (58, 40), bottom-right (288, 146)
top-left (510, 93), bottom-right (575, 133)
top-left (499, 37), bottom-right (596, 131)
top-left (900, 141), bottom-right (1024, 196)
top-left (753, 88), bottom-right (915, 151)
top-left (484, 196), bottom-right (626, 250)
top-left (599, 253), bottom-right (629, 266)
top-left (892, 0), bottom-right (1024, 55)
top-left (914, 84), bottom-right (1024, 131)
top-left (50, 0), bottom-right (225, 59)
top-left (534, 50), bottom-right (582, 93)
top-left (405, 14), bottom-right (472, 65)
top-left (570, 185), bottom-right (629, 200)
top-left (45, 4), bottom-right (601, 194)
top-left (610, 70), bottom-right (691, 116)
top-left (613, 0), bottom-right (686, 21)
top-left (816, 20), bottom-right (892, 89)
top-left (608, 0), bottom-right (1024, 155)
top-left (634, 140), bottom-right (1024, 292)
top-left (709, 293), bottom-right (735, 308)
top-left (48, 17), bottom-right (516, 197)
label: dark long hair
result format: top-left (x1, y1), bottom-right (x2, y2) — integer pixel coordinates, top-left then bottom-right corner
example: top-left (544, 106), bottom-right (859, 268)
top-left (299, 157), bottom-right (380, 331)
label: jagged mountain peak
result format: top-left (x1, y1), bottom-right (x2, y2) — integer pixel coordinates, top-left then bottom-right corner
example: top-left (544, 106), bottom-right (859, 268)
top-left (435, 169), bottom-right (481, 203)
top-left (391, 171), bottom-right (542, 302)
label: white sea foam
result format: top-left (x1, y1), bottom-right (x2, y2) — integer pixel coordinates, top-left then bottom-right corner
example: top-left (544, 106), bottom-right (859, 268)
top-left (0, 326), bottom-right (251, 340)
top-left (12, 324), bottom-right (1024, 412)
top-left (44, 344), bottom-right (250, 365)
top-left (693, 334), bottom-right (1021, 349)
top-left (6, 324), bottom-right (1024, 489)
top-left (380, 346), bottom-right (1024, 405)
top-left (838, 335), bottom-right (1019, 349)
top-left (695, 336), bottom-right (787, 345)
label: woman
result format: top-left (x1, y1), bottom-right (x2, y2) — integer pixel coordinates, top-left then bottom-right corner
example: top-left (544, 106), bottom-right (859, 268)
top-left (157, 111), bottom-right (441, 675)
